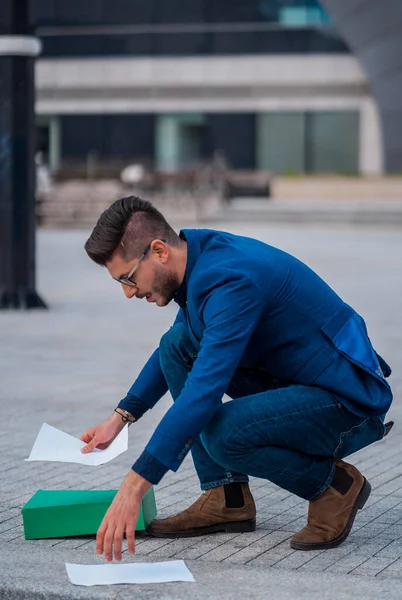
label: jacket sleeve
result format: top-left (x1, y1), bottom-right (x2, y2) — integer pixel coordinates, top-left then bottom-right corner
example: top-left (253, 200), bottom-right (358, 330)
top-left (118, 307), bottom-right (185, 420)
top-left (133, 275), bottom-right (265, 480)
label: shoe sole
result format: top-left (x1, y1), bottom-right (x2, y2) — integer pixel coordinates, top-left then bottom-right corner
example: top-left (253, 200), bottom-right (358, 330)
top-left (146, 518), bottom-right (256, 539)
top-left (290, 477), bottom-right (371, 551)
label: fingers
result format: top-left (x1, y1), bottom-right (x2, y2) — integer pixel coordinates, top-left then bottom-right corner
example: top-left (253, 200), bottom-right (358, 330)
top-left (96, 485), bottom-right (141, 562)
top-left (113, 527), bottom-right (126, 561)
top-left (97, 525), bottom-right (127, 562)
top-left (81, 437), bottom-right (99, 453)
top-left (97, 522), bottom-right (136, 561)
top-left (126, 521), bottom-right (136, 555)
top-left (80, 431), bottom-right (92, 443)
top-left (96, 522), bottom-right (107, 558)
top-left (103, 528), bottom-right (115, 563)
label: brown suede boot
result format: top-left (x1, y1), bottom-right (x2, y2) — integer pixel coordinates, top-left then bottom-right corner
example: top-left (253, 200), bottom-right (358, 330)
top-left (290, 460), bottom-right (371, 551)
top-left (146, 483), bottom-right (256, 538)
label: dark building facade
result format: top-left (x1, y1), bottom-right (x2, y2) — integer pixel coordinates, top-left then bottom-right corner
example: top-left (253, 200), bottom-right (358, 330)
top-left (31, 1), bottom-right (384, 175)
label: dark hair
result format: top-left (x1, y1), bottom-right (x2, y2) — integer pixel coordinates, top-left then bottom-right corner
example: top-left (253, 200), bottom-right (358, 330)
top-left (84, 196), bottom-right (179, 265)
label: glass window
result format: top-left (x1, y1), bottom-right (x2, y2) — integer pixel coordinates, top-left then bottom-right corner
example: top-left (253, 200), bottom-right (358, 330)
top-left (257, 111), bottom-right (359, 174)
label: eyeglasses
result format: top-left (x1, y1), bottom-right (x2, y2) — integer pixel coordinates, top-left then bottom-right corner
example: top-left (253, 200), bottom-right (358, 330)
top-left (113, 239), bottom-right (166, 288)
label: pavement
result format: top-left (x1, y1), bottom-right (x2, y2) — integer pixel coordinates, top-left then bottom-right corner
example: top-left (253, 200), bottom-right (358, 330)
top-left (1, 218), bottom-right (402, 599)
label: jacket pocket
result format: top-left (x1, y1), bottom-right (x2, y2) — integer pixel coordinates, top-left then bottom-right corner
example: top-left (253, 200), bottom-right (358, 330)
top-left (321, 307), bottom-right (386, 380)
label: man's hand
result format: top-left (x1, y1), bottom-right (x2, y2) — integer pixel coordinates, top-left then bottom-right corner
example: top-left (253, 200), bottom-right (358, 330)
top-left (80, 412), bottom-right (125, 453)
top-left (96, 470), bottom-right (151, 562)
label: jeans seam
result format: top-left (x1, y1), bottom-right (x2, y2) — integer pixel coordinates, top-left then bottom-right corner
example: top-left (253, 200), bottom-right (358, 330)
top-left (201, 475), bottom-right (249, 490)
top-left (229, 400), bottom-right (341, 446)
top-left (309, 460), bottom-right (336, 501)
top-left (333, 417), bottom-right (370, 459)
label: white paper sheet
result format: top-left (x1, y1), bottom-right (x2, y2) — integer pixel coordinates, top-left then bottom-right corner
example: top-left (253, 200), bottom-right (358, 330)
top-left (65, 560), bottom-right (195, 586)
top-left (25, 422), bottom-right (128, 465)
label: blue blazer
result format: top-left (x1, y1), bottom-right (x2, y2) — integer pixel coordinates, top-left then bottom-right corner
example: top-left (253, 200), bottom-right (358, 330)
top-left (121, 229), bottom-right (392, 475)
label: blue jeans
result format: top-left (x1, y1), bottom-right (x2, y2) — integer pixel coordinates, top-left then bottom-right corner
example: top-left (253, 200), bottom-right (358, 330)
top-left (159, 323), bottom-right (386, 501)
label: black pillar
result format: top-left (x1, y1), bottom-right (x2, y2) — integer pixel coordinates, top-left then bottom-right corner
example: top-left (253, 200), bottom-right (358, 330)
top-left (0, 0), bottom-right (46, 309)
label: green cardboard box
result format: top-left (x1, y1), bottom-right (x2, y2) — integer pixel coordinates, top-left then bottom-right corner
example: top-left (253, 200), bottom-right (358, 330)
top-left (22, 488), bottom-right (157, 540)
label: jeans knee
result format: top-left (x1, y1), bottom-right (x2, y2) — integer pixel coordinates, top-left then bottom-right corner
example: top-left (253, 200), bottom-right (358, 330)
top-left (160, 322), bottom-right (186, 352)
top-left (159, 323), bottom-right (198, 369)
top-left (202, 406), bottom-right (237, 468)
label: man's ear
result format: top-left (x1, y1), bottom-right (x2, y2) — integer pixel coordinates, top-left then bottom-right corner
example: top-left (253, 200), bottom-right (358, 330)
top-left (150, 239), bottom-right (169, 263)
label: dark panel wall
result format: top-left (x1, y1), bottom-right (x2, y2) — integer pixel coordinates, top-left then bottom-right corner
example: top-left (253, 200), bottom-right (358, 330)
top-left (61, 114), bottom-right (155, 162)
top-left (204, 114), bottom-right (256, 169)
top-left (39, 29), bottom-right (349, 58)
top-left (32, 0), bottom-right (349, 57)
top-left (31, 0), bottom-right (317, 26)
top-left (320, 0), bottom-right (402, 172)
top-left (60, 113), bottom-right (256, 169)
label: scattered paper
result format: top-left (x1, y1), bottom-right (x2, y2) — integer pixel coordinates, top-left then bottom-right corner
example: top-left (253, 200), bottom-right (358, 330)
top-left (25, 422), bottom-right (128, 466)
top-left (65, 560), bottom-right (195, 586)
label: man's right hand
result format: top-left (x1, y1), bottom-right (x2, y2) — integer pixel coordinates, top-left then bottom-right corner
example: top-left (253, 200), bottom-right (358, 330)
top-left (80, 412), bottom-right (126, 453)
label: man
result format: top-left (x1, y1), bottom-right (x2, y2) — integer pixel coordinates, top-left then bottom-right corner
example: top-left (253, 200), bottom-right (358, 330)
top-left (81, 196), bottom-right (393, 563)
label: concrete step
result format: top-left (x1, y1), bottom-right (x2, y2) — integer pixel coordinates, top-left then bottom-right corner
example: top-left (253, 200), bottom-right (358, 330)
top-left (211, 198), bottom-right (402, 226)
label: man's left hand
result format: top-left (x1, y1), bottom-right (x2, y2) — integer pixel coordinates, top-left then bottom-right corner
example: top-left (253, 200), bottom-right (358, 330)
top-left (96, 469), bottom-right (151, 562)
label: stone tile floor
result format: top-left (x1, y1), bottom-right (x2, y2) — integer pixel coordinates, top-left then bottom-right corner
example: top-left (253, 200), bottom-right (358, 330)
top-left (1, 222), bottom-right (401, 590)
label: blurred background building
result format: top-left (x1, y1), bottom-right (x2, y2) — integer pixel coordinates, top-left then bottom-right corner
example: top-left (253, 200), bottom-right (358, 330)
top-left (31, 0), bottom-right (382, 179)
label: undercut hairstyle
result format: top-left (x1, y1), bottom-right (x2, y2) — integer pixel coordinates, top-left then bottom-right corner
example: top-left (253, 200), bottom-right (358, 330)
top-left (84, 196), bottom-right (180, 266)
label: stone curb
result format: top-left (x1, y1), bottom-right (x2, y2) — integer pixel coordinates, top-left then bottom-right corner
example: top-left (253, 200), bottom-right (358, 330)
top-left (209, 201), bottom-right (402, 226)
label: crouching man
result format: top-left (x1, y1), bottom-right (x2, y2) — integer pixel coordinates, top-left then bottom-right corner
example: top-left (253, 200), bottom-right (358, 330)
top-left (81, 196), bottom-right (393, 562)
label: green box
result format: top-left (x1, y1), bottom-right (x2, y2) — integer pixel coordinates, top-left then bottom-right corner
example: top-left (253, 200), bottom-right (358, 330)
top-left (22, 488), bottom-right (157, 540)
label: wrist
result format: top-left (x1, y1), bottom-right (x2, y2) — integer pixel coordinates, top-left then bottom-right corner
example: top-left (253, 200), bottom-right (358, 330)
top-left (108, 411), bottom-right (127, 430)
top-left (126, 469), bottom-right (152, 498)
top-left (114, 407), bottom-right (135, 426)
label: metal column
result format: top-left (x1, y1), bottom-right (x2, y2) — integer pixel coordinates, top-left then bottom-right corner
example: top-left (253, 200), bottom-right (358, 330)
top-left (0, 0), bottom-right (46, 309)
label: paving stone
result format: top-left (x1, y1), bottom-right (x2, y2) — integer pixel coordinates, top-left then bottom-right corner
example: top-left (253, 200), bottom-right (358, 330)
top-left (1, 223), bottom-right (402, 598)
top-left (222, 531), bottom-right (292, 564)
top-left (50, 536), bottom-right (98, 550)
top-left (0, 508), bottom-right (21, 522)
top-left (279, 516), bottom-right (307, 532)
top-left (123, 536), bottom-right (173, 556)
top-left (144, 537), bottom-right (200, 559)
top-left (360, 496), bottom-right (402, 520)
top-left (354, 521), bottom-right (393, 538)
top-left (0, 518), bottom-right (22, 535)
top-left (352, 539), bottom-right (396, 557)
top-left (325, 554), bottom-right (371, 575)
top-left (376, 508), bottom-right (402, 525)
top-left (271, 548), bottom-right (324, 570)
top-left (246, 541), bottom-right (296, 567)
top-left (366, 452), bottom-right (402, 479)
top-left (298, 543), bottom-right (359, 572)
top-left (261, 513), bottom-right (304, 530)
top-left (350, 557), bottom-right (400, 576)
top-left (372, 540), bottom-right (402, 559)
top-left (376, 557), bottom-right (402, 578)
top-left (383, 523), bottom-right (402, 537)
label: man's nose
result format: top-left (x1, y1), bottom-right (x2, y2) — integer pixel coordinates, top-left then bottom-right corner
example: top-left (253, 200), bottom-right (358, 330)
top-left (121, 283), bottom-right (137, 298)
